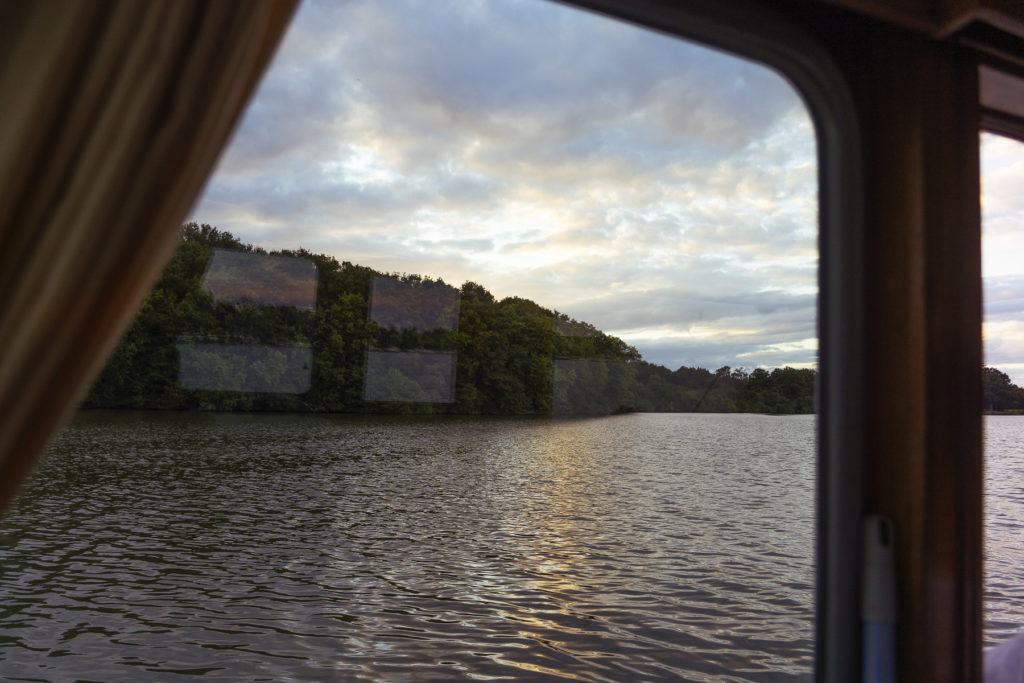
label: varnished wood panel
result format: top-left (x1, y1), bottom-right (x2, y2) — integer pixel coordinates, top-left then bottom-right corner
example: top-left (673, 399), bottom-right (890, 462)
top-left (801, 20), bottom-right (984, 681)
top-left (812, 0), bottom-right (1024, 38)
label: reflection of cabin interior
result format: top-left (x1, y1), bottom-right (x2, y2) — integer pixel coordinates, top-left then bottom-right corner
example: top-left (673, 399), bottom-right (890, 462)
top-left (2, 1), bottom-right (1024, 680)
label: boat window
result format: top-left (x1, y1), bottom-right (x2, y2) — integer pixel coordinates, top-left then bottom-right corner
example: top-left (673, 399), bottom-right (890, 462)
top-left (0, 1), bottom-right (819, 679)
top-left (982, 130), bottom-right (1024, 649)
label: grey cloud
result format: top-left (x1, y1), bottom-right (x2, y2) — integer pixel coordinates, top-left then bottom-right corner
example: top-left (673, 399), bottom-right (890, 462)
top-left (636, 338), bottom-right (816, 373)
top-left (985, 276), bottom-right (1024, 330)
top-left (564, 287), bottom-right (814, 332)
top-left (198, 0), bottom-right (814, 240)
top-left (232, 0), bottom-right (803, 174)
top-left (408, 237), bottom-right (496, 254)
top-left (985, 275), bottom-right (1024, 304)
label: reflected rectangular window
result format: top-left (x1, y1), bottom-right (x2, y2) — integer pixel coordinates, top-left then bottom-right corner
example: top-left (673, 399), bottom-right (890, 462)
top-left (177, 343), bottom-right (313, 393)
top-left (203, 249), bottom-right (318, 310)
top-left (364, 349), bottom-right (457, 403)
top-left (369, 275), bottom-right (460, 332)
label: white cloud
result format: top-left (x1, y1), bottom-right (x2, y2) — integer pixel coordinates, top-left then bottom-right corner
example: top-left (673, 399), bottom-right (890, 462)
top-left (982, 133), bottom-right (1024, 384)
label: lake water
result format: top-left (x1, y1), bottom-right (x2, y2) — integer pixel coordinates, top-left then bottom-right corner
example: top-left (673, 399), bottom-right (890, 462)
top-left (985, 416), bottom-right (1024, 647)
top-left (2, 412), bottom-right (817, 681)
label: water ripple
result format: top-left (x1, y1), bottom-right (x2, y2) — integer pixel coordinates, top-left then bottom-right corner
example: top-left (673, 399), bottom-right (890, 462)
top-left (985, 416), bottom-right (1024, 647)
top-left (0, 412), bottom-right (815, 681)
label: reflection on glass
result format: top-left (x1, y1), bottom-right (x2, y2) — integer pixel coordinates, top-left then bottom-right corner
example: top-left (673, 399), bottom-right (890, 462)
top-left (177, 249), bottom-right (317, 394)
top-left (365, 275), bottom-right (460, 403)
top-left (551, 358), bottom-right (629, 415)
top-left (369, 274), bottom-right (460, 332)
top-left (177, 343), bottom-right (313, 393)
top-left (364, 349), bottom-right (456, 403)
top-left (203, 248), bottom-right (317, 310)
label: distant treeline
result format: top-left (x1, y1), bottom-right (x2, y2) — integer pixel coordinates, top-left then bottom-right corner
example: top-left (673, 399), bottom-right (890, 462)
top-left (84, 223), bottom-right (817, 415)
top-left (984, 367), bottom-right (1024, 413)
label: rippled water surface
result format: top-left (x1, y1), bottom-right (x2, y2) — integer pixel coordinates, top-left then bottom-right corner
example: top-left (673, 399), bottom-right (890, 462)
top-left (0, 412), bottom-right (815, 681)
top-left (986, 416), bottom-right (1024, 646)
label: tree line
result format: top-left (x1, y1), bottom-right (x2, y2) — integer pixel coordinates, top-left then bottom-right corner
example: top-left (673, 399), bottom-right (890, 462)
top-left (983, 366), bottom-right (1024, 413)
top-left (84, 223), bottom-right (820, 415)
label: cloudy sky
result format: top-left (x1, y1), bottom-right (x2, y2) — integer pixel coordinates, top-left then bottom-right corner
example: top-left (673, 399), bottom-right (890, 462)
top-left (982, 133), bottom-right (1024, 385)
top-left (188, 0), bottom-right (826, 373)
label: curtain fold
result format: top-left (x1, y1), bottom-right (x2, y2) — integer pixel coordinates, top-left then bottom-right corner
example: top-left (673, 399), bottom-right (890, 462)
top-left (0, 0), bottom-right (298, 513)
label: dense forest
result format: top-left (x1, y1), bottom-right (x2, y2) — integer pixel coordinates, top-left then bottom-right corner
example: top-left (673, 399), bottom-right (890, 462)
top-left (983, 366), bottom-right (1024, 413)
top-left (82, 223), bottom-right (820, 415)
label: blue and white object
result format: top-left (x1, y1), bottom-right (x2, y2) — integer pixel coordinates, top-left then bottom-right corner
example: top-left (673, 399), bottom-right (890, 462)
top-left (862, 515), bottom-right (897, 683)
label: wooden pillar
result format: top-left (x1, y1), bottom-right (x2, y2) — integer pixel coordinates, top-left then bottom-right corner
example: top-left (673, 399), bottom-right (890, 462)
top-left (820, 25), bottom-right (983, 682)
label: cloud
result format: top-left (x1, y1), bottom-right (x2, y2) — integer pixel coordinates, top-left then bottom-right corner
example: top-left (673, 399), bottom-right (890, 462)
top-left (981, 134), bottom-right (1024, 383)
top-left (633, 336), bottom-right (817, 373)
top-left (190, 0), bottom-right (818, 371)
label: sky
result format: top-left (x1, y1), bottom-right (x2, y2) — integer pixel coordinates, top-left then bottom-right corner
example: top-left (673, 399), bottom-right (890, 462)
top-left (188, 0), bottom-right (826, 373)
top-left (982, 133), bottom-right (1024, 385)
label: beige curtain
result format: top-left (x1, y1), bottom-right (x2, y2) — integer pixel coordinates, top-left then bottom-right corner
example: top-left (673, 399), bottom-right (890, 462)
top-left (0, 0), bottom-right (298, 513)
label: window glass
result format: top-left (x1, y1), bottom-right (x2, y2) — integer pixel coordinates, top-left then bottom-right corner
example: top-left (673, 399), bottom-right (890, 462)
top-left (0, 1), bottom-right (818, 680)
top-left (982, 131), bottom-right (1024, 648)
